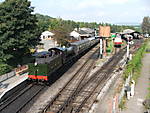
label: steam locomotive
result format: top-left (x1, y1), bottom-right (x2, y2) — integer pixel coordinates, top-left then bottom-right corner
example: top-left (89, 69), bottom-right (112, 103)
top-left (27, 37), bottom-right (99, 83)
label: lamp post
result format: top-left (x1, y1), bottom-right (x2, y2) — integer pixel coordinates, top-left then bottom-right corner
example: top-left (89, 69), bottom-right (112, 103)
top-left (34, 62), bottom-right (38, 78)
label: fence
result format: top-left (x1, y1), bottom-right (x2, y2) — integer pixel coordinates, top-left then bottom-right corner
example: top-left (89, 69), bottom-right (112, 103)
top-left (0, 65), bottom-right (28, 82)
top-left (0, 71), bottom-right (15, 83)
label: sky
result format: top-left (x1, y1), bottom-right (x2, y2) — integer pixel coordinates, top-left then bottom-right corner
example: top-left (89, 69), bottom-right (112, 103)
top-left (1, 0), bottom-right (150, 24)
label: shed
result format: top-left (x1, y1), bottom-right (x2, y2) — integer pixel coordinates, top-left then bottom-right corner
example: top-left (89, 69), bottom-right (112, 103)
top-left (41, 31), bottom-right (54, 40)
top-left (70, 31), bottom-right (81, 40)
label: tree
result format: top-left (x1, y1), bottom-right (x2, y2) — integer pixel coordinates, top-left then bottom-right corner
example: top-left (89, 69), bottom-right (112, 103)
top-left (36, 13), bottom-right (53, 31)
top-left (0, 0), bottom-right (40, 66)
top-left (141, 16), bottom-right (150, 34)
top-left (52, 24), bottom-right (71, 47)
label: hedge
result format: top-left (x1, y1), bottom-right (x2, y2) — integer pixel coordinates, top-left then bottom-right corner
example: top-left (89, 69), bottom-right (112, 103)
top-left (0, 63), bottom-right (12, 76)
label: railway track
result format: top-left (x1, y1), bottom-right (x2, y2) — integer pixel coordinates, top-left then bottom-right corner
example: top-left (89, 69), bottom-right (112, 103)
top-left (57, 39), bottom-right (143, 113)
top-left (0, 83), bottom-right (47, 113)
top-left (0, 81), bottom-right (30, 106)
top-left (69, 48), bottom-right (126, 113)
top-left (41, 45), bottom-right (100, 113)
top-left (0, 39), bottom-right (142, 113)
top-left (42, 46), bottom-right (126, 113)
top-left (0, 43), bottom-right (99, 113)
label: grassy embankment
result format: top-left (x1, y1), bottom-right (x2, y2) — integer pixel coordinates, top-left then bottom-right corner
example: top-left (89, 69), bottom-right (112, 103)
top-left (119, 39), bottom-right (148, 109)
top-left (123, 39), bottom-right (148, 81)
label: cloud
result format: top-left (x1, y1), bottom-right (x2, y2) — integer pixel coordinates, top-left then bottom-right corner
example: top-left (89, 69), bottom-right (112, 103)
top-left (75, 0), bottom-right (130, 10)
top-left (30, 0), bottom-right (148, 23)
top-left (77, 0), bottom-right (103, 10)
top-left (108, 0), bottom-right (130, 4)
top-left (140, 7), bottom-right (150, 12)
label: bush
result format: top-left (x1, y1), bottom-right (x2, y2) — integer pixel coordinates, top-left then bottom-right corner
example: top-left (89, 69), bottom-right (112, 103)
top-left (0, 63), bottom-right (12, 75)
top-left (119, 96), bottom-right (126, 110)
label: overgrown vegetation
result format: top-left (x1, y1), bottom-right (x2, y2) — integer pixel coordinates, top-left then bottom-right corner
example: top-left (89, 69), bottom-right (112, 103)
top-left (119, 96), bottom-right (126, 110)
top-left (0, 0), bottom-right (41, 75)
top-left (148, 86), bottom-right (150, 99)
top-left (106, 38), bottom-right (114, 53)
top-left (0, 64), bottom-right (12, 75)
top-left (142, 16), bottom-right (150, 34)
top-left (123, 40), bottom-right (148, 81)
top-left (36, 13), bottom-right (137, 33)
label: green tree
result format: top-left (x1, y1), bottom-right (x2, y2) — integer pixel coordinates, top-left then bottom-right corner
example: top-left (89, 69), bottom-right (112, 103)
top-left (142, 16), bottom-right (150, 34)
top-left (36, 13), bottom-right (53, 31)
top-left (52, 24), bottom-right (72, 47)
top-left (0, 0), bottom-right (40, 66)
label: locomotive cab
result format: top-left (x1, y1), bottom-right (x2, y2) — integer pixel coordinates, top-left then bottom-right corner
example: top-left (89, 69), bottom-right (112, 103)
top-left (28, 49), bottom-right (64, 82)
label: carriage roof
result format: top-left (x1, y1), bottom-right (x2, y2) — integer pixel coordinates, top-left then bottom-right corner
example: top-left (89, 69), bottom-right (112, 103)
top-left (48, 47), bottom-right (66, 52)
top-left (70, 39), bottom-right (89, 46)
top-left (32, 51), bottom-right (51, 57)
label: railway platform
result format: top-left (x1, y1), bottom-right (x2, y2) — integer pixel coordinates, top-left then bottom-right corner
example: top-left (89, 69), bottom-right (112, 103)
top-left (0, 73), bottom-right (28, 98)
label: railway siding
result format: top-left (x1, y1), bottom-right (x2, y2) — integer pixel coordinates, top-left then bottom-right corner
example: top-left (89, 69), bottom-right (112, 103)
top-left (89, 55), bottom-right (126, 113)
top-left (63, 48), bottom-right (126, 113)
top-left (26, 39), bottom-right (142, 113)
top-left (89, 39), bottom-right (144, 113)
top-left (26, 45), bottom-right (102, 113)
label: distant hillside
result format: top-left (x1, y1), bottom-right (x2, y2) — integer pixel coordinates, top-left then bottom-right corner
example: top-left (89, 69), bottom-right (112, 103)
top-left (35, 13), bottom-right (141, 33)
top-left (116, 23), bottom-right (141, 26)
top-left (35, 13), bottom-right (54, 21)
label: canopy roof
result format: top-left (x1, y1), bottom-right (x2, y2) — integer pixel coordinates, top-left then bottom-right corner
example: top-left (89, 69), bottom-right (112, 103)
top-left (42, 31), bottom-right (54, 36)
top-left (122, 29), bottom-right (135, 34)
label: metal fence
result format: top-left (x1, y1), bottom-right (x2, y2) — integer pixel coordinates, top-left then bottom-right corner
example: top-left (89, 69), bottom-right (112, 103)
top-left (0, 71), bottom-right (15, 83)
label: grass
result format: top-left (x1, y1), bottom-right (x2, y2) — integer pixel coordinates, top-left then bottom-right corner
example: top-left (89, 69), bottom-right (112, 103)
top-left (145, 39), bottom-right (150, 53)
top-left (119, 96), bottom-right (126, 110)
top-left (119, 39), bottom-right (149, 110)
top-left (147, 83), bottom-right (150, 99)
top-left (123, 40), bottom-right (148, 82)
top-left (106, 39), bottom-right (114, 53)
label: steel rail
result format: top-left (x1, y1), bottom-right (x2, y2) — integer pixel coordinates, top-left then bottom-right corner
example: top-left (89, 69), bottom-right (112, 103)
top-left (42, 45), bottom-right (100, 113)
top-left (0, 84), bottom-right (46, 113)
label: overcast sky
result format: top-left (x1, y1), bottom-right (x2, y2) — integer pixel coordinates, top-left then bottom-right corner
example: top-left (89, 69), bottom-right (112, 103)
top-left (1, 0), bottom-right (150, 24)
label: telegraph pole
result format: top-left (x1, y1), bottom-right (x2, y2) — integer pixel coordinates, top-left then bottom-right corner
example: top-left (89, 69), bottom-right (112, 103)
top-left (99, 37), bottom-right (103, 59)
